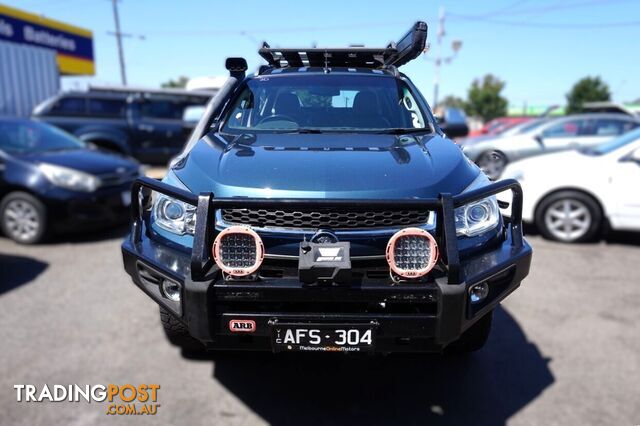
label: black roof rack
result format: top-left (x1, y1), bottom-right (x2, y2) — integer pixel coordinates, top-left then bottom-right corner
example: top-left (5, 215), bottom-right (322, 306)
top-left (259, 21), bottom-right (427, 69)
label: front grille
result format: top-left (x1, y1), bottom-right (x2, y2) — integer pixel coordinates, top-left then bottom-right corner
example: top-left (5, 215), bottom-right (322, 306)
top-left (221, 208), bottom-right (430, 230)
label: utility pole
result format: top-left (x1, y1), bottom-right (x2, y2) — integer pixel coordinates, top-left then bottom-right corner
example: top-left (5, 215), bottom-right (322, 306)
top-left (433, 6), bottom-right (445, 109)
top-left (111, 0), bottom-right (127, 85)
top-left (429, 6), bottom-right (462, 109)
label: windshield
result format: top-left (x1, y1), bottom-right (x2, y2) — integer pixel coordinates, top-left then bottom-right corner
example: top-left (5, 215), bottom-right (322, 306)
top-left (0, 120), bottom-right (85, 154)
top-left (586, 127), bottom-right (640, 155)
top-left (222, 74), bottom-right (430, 133)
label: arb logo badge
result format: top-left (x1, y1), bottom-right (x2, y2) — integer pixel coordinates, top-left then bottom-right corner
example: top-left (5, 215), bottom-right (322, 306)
top-left (229, 319), bottom-right (256, 333)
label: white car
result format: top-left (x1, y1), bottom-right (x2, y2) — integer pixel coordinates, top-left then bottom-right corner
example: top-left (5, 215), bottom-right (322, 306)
top-left (463, 113), bottom-right (639, 179)
top-left (501, 128), bottom-right (640, 243)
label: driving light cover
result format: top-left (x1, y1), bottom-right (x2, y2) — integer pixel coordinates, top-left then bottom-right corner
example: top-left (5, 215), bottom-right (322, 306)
top-left (39, 163), bottom-right (101, 192)
top-left (152, 194), bottom-right (196, 235)
top-left (386, 228), bottom-right (439, 279)
top-left (213, 226), bottom-right (265, 277)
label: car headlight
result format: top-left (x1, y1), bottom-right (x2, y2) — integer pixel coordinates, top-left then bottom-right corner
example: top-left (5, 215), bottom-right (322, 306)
top-left (455, 173), bottom-right (500, 237)
top-left (152, 194), bottom-right (196, 235)
top-left (39, 163), bottom-right (101, 192)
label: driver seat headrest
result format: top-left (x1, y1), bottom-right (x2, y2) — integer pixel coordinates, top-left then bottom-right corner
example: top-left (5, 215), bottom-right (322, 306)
top-left (274, 93), bottom-right (301, 115)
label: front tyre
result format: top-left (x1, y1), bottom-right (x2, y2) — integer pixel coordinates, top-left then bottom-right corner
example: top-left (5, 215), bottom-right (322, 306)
top-left (0, 192), bottom-right (47, 244)
top-left (476, 150), bottom-right (508, 180)
top-left (159, 307), bottom-right (206, 354)
top-left (535, 190), bottom-right (602, 243)
top-left (445, 310), bottom-right (493, 355)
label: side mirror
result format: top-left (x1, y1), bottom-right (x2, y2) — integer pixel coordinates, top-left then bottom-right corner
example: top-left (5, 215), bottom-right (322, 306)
top-left (443, 124), bottom-right (469, 138)
top-left (438, 107), bottom-right (469, 138)
top-left (534, 134), bottom-right (544, 146)
top-left (626, 148), bottom-right (640, 163)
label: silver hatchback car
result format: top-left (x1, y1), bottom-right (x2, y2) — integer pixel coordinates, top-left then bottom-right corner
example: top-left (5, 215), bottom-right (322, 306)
top-left (461, 113), bottom-right (639, 179)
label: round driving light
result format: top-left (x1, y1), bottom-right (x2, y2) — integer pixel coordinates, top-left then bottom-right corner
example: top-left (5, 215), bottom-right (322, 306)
top-left (212, 226), bottom-right (265, 277)
top-left (163, 200), bottom-right (184, 220)
top-left (469, 282), bottom-right (489, 303)
top-left (162, 279), bottom-right (182, 302)
top-left (385, 228), bottom-right (438, 279)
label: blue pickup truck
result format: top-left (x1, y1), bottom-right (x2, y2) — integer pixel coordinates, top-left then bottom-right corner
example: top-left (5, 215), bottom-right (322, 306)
top-left (32, 88), bottom-right (210, 164)
top-left (121, 22), bottom-right (532, 355)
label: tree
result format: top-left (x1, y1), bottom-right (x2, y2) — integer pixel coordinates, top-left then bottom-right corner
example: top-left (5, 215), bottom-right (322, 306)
top-left (161, 76), bottom-right (189, 89)
top-left (439, 95), bottom-right (466, 110)
top-left (566, 76), bottom-right (610, 114)
top-left (464, 74), bottom-right (508, 122)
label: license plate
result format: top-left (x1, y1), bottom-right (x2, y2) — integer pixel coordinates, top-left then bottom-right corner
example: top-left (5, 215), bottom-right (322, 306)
top-left (271, 323), bottom-right (375, 353)
top-left (121, 191), bottom-right (132, 206)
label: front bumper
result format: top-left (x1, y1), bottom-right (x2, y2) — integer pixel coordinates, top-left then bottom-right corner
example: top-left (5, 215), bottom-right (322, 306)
top-left (45, 183), bottom-right (133, 232)
top-left (121, 178), bottom-right (532, 353)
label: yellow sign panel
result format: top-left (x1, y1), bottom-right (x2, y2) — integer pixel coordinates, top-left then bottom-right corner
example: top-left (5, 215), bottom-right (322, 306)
top-left (0, 3), bottom-right (95, 75)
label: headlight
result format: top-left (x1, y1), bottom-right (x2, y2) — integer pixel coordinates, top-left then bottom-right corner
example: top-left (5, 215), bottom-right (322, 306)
top-left (152, 194), bottom-right (196, 235)
top-left (39, 163), bottom-right (101, 192)
top-left (455, 173), bottom-right (500, 237)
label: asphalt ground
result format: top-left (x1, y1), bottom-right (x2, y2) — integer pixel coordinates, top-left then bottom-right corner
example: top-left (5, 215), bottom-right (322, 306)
top-left (0, 227), bottom-right (639, 426)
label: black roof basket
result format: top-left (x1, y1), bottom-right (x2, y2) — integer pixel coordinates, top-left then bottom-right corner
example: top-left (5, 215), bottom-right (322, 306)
top-left (259, 21), bottom-right (427, 69)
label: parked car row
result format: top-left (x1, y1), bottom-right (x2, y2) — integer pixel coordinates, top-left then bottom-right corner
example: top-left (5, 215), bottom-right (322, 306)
top-left (2, 83), bottom-right (640, 246)
top-left (461, 113), bottom-right (639, 179)
top-left (0, 118), bottom-right (140, 243)
top-left (0, 87), bottom-right (213, 244)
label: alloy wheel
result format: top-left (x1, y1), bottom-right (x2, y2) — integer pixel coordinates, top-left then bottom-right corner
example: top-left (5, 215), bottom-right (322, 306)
top-left (3, 200), bottom-right (41, 242)
top-left (544, 199), bottom-right (592, 242)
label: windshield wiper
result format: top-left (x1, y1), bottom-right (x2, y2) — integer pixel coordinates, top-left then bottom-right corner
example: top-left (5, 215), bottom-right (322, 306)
top-left (376, 128), bottom-right (432, 135)
top-left (278, 128), bottom-right (324, 134)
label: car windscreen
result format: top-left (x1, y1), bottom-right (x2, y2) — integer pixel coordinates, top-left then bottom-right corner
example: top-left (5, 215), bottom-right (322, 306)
top-left (221, 74), bottom-right (430, 133)
top-left (587, 127), bottom-right (640, 155)
top-left (0, 121), bottom-right (85, 154)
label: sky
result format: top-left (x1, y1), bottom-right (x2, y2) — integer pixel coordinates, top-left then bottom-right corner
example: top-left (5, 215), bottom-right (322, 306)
top-left (5, 0), bottom-right (640, 108)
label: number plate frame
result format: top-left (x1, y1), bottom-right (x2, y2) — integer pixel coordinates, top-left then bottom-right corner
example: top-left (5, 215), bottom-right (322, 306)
top-left (270, 322), bottom-right (376, 353)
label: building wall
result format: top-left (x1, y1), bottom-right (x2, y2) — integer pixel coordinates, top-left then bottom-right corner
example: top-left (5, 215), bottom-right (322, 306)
top-left (0, 40), bottom-right (59, 117)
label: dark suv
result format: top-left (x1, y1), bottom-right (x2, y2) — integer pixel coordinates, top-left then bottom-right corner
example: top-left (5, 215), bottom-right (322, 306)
top-left (32, 89), bottom-right (210, 164)
top-left (121, 22), bottom-right (532, 354)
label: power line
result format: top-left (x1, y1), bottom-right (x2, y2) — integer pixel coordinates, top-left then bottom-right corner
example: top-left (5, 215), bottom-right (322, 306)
top-left (135, 20), bottom-right (410, 37)
top-left (483, 0), bottom-right (635, 17)
top-left (448, 0), bottom-right (639, 28)
top-left (474, 0), bottom-right (532, 19)
top-left (448, 13), bottom-right (640, 29)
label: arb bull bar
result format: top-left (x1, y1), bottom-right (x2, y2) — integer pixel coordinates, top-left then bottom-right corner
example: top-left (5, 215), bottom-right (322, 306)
top-left (122, 176), bottom-right (532, 352)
